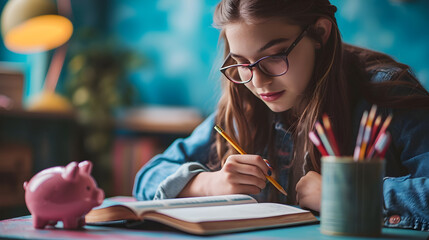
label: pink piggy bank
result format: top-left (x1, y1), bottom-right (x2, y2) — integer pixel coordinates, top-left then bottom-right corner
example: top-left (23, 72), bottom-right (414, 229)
top-left (23, 161), bottom-right (104, 229)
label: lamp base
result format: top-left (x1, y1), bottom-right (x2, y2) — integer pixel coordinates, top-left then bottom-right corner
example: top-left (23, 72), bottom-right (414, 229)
top-left (27, 91), bottom-right (73, 113)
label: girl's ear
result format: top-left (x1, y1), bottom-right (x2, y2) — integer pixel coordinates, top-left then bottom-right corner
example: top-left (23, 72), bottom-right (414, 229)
top-left (314, 17), bottom-right (332, 47)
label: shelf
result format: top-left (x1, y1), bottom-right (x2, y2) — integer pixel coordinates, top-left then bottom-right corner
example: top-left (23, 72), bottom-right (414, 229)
top-left (115, 106), bottom-right (203, 135)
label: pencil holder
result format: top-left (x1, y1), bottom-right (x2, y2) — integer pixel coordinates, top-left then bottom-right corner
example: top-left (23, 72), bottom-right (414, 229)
top-left (320, 156), bottom-right (385, 237)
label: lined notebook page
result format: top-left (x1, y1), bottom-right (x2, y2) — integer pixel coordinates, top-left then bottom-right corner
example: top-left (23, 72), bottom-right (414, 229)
top-left (154, 203), bottom-right (308, 223)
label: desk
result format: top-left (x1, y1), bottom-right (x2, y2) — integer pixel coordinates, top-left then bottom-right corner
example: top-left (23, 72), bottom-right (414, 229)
top-left (1, 216), bottom-right (427, 240)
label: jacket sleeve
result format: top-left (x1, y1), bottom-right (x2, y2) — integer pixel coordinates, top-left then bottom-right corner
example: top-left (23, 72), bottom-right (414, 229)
top-left (365, 67), bottom-right (429, 231)
top-left (382, 108), bottom-right (429, 231)
top-left (132, 113), bottom-right (216, 201)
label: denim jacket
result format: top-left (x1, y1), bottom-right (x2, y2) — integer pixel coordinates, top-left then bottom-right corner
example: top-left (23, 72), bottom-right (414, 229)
top-left (133, 66), bottom-right (429, 231)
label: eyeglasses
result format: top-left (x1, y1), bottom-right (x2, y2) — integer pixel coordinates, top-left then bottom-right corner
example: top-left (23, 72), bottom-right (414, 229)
top-left (220, 26), bottom-right (308, 84)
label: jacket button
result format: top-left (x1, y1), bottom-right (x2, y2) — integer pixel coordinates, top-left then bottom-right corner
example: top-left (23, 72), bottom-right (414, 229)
top-left (389, 215), bottom-right (401, 225)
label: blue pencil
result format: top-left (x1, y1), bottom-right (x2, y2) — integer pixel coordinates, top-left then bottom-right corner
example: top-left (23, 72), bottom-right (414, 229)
top-left (315, 121), bottom-right (335, 156)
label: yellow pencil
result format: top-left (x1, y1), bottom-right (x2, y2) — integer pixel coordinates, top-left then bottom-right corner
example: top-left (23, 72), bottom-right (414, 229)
top-left (214, 125), bottom-right (288, 196)
top-left (359, 105), bottom-right (377, 160)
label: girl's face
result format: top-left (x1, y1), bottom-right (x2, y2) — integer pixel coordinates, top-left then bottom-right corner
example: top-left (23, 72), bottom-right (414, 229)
top-left (224, 19), bottom-right (317, 113)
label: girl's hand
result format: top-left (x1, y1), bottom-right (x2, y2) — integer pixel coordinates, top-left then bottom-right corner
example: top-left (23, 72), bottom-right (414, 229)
top-left (179, 155), bottom-right (269, 197)
top-left (295, 171), bottom-right (321, 212)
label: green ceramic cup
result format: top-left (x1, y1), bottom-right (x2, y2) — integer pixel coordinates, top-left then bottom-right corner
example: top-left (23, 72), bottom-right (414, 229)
top-left (320, 156), bottom-right (385, 236)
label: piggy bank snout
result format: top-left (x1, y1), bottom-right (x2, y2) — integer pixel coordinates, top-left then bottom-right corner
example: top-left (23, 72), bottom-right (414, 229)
top-left (93, 188), bottom-right (104, 205)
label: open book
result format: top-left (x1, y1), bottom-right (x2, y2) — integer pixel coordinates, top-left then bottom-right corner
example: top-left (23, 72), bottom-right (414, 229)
top-left (85, 194), bottom-right (317, 235)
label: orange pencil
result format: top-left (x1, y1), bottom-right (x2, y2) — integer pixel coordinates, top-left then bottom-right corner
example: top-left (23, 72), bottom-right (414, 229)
top-left (359, 105), bottom-right (377, 160)
top-left (378, 114), bottom-right (393, 138)
top-left (366, 115), bottom-right (382, 158)
top-left (214, 125), bottom-right (287, 196)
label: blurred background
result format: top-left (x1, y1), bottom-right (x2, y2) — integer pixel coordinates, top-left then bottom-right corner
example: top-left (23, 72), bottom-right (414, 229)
top-left (0, 0), bottom-right (428, 219)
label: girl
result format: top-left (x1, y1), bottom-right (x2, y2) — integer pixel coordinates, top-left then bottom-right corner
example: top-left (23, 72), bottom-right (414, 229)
top-left (133, 0), bottom-right (429, 231)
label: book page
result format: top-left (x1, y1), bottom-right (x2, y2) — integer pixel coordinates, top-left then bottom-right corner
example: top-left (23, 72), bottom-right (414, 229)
top-left (124, 194), bottom-right (256, 216)
top-left (153, 203), bottom-right (309, 223)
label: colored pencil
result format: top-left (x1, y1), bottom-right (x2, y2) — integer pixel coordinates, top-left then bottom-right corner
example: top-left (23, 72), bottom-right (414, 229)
top-left (322, 114), bottom-right (340, 156)
top-left (366, 115), bottom-right (382, 158)
top-left (359, 105), bottom-right (377, 160)
top-left (367, 114), bottom-right (393, 158)
top-left (373, 131), bottom-right (391, 159)
top-left (353, 110), bottom-right (368, 161)
top-left (263, 159), bottom-right (273, 171)
top-left (214, 125), bottom-right (287, 196)
top-left (309, 131), bottom-right (329, 156)
top-left (315, 122), bottom-right (335, 156)
top-left (374, 114), bottom-right (393, 143)
top-left (369, 115), bottom-right (382, 146)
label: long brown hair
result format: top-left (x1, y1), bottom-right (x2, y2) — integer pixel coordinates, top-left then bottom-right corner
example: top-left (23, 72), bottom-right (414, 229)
top-left (211, 0), bottom-right (429, 200)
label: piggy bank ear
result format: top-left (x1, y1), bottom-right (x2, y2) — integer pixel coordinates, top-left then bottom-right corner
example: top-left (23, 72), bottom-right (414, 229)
top-left (78, 161), bottom-right (93, 174)
top-left (62, 162), bottom-right (79, 182)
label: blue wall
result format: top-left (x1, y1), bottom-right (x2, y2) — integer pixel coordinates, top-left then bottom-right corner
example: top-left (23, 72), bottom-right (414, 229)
top-left (331, 0), bottom-right (429, 88)
top-left (1, 0), bottom-right (428, 115)
top-left (107, 0), bottom-right (221, 116)
top-left (108, 0), bottom-right (429, 116)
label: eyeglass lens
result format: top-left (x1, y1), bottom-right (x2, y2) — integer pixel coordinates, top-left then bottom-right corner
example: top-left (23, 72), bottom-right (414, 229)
top-left (224, 55), bottom-right (288, 83)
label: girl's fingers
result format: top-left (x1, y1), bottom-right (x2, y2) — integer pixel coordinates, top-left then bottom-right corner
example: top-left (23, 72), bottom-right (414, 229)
top-left (227, 172), bottom-right (266, 190)
top-left (295, 171), bottom-right (322, 211)
top-left (229, 154), bottom-right (270, 176)
top-left (296, 192), bottom-right (299, 204)
top-left (233, 164), bottom-right (267, 180)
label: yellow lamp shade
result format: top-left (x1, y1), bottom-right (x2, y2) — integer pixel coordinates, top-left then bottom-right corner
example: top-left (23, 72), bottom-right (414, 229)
top-left (1, 0), bottom-right (73, 53)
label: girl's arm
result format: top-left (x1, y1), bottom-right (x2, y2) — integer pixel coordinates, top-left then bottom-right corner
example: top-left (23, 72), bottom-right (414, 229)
top-left (132, 112), bottom-right (270, 200)
top-left (356, 66), bottom-right (429, 231)
top-left (132, 114), bottom-right (216, 200)
top-left (382, 108), bottom-right (429, 231)
top-left (178, 154), bottom-right (269, 197)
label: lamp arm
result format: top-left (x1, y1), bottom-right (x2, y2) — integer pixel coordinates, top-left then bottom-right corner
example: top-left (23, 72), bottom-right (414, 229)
top-left (57, 0), bottom-right (72, 19)
top-left (44, 0), bottom-right (72, 92)
top-left (43, 43), bottom-right (68, 92)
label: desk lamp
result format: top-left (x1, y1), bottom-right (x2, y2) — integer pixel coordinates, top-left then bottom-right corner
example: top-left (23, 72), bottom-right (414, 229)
top-left (1, 0), bottom-right (73, 112)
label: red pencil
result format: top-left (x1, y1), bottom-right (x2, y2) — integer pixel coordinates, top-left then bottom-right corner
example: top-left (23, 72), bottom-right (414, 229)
top-left (369, 115), bottom-right (382, 146)
top-left (373, 132), bottom-right (391, 159)
top-left (322, 114), bottom-right (340, 156)
top-left (309, 131), bottom-right (329, 156)
top-left (367, 114), bottom-right (392, 159)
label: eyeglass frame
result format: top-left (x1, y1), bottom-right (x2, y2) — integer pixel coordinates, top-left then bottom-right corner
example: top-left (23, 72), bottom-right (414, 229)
top-left (220, 25), bottom-right (309, 84)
